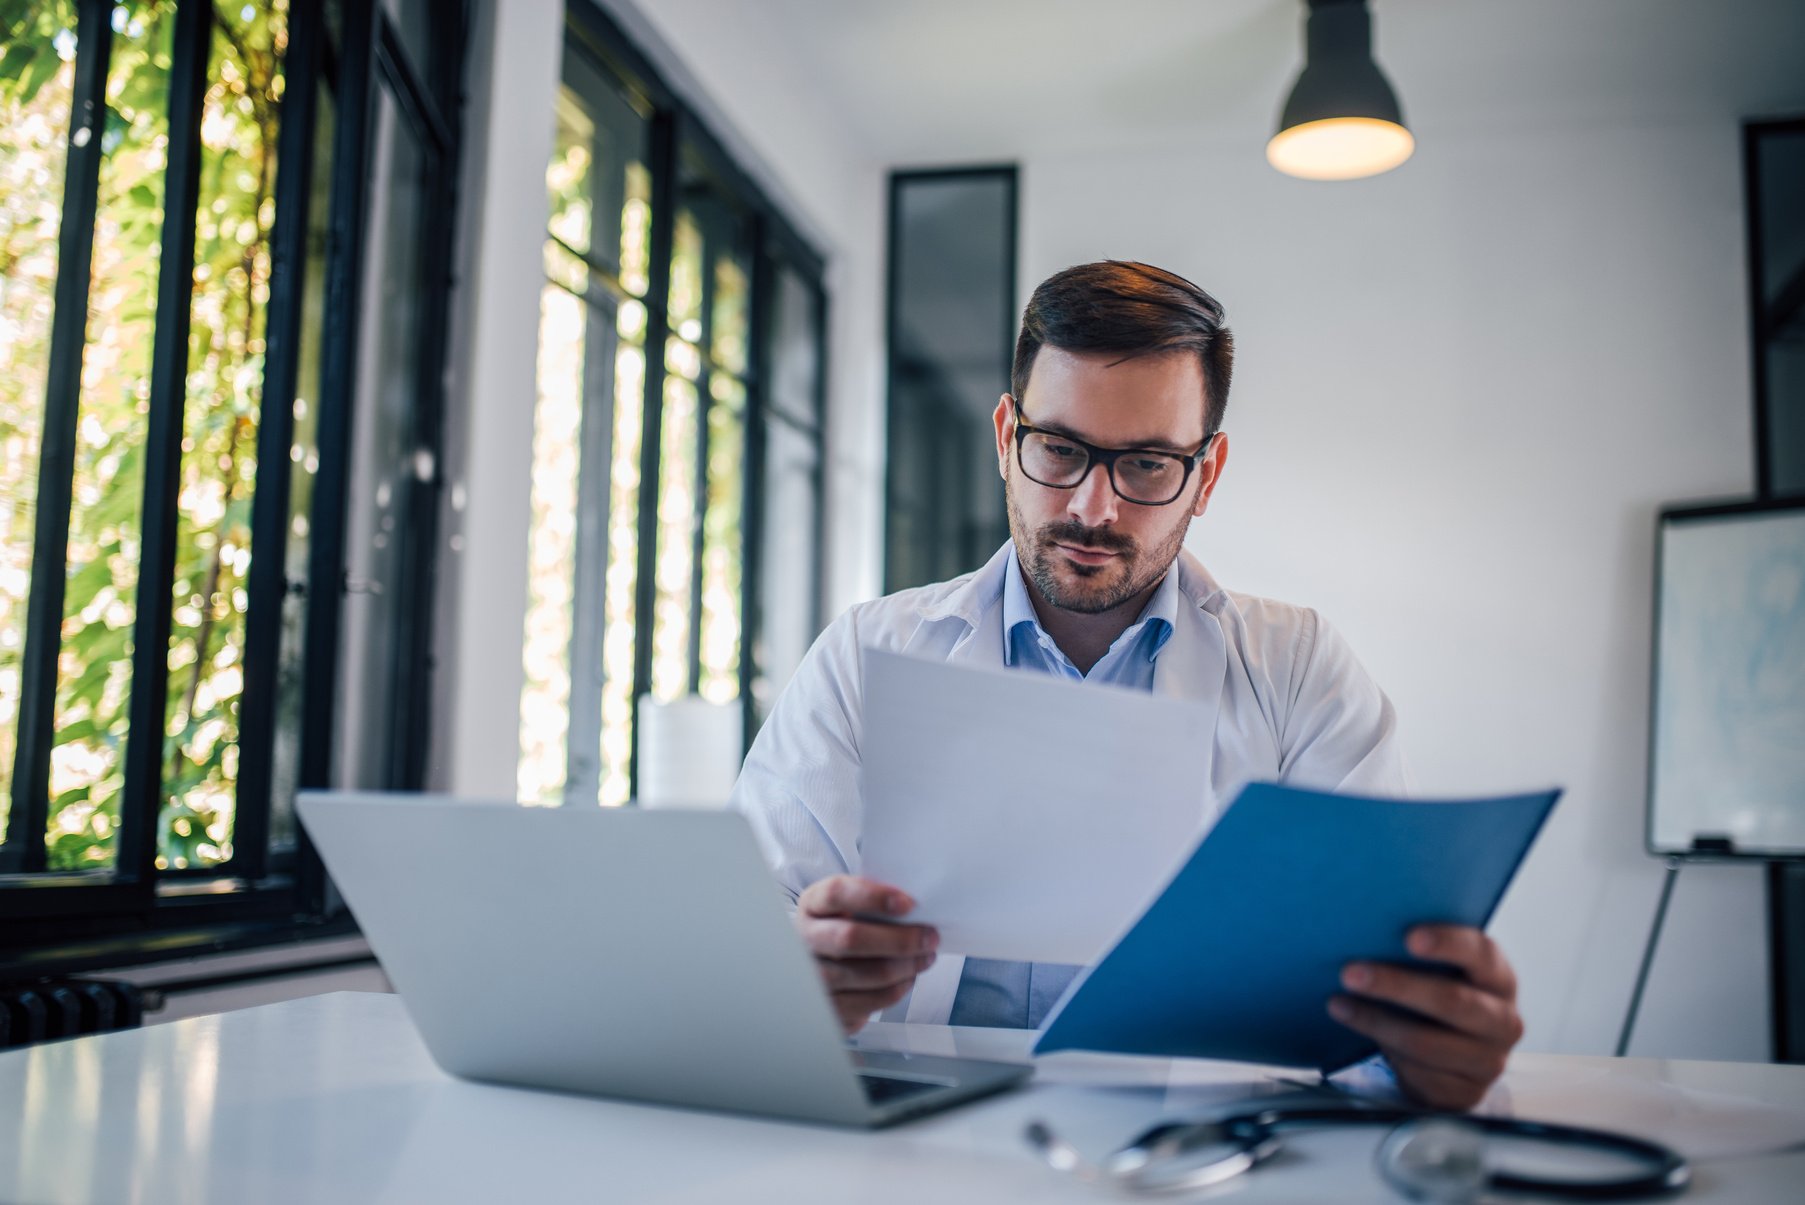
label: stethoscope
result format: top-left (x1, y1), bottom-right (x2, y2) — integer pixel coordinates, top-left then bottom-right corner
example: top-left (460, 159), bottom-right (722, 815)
top-left (1027, 1103), bottom-right (1692, 1199)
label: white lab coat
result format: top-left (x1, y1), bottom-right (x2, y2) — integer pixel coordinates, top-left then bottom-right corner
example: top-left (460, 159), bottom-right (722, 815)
top-left (728, 542), bottom-right (1410, 1025)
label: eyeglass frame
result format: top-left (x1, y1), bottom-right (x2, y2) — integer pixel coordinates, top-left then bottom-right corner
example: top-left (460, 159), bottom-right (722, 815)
top-left (1008, 396), bottom-right (1219, 507)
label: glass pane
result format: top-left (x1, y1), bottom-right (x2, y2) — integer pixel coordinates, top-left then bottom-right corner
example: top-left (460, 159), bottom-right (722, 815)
top-left (697, 376), bottom-right (742, 703)
top-left (40, 5), bottom-right (175, 870)
top-left (268, 63), bottom-right (336, 851)
top-left (769, 267), bottom-right (820, 427)
top-left (380, 0), bottom-right (434, 87)
top-left (546, 83), bottom-right (592, 258)
top-left (599, 314), bottom-right (645, 805)
top-left (518, 279), bottom-right (586, 804)
top-left (334, 83), bottom-right (425, 793)
top-left (597, 164), bottom-right (651, 806)
top-left (520, 59), bottom-right (648, 807)
top-left (620, 162), bottom-right (650, 295)
top-left (155, 4), bottom-right (288, 871)
top-left (0, 0), bottom-right (80, 847)
top-left (710, 255), bottom-right (748, 377)
top-left (758, 417), bottom-right (820, 718)
top-left (755, 265), bottom-right (824, 720)
top-left (668, 211), bottom-right (703, 345)
top-left (886, 171), bottom-right (1015, 591)
top-left (650, 364), bottom-right (697, 702)
top-left (1755, 125), bottom-right (1805, 493)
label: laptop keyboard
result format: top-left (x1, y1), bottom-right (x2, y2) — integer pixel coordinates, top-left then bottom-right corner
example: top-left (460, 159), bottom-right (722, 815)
top-left (858, 1074), bottom-right (945, 1106)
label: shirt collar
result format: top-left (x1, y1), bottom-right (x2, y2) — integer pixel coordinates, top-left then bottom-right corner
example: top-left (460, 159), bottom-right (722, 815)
top-left (1002, 543), bottom-right (1181, 666)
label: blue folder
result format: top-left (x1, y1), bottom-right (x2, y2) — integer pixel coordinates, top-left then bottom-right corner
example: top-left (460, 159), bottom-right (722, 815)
top-left (1033, 782), bottom-right (1560, 1072)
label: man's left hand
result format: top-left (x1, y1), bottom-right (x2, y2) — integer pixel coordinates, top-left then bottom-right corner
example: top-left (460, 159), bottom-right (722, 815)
top-left (1329, 925), bottom-right (1524, 1111)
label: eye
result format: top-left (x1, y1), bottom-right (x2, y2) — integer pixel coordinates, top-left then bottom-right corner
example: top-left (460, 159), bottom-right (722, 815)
top-left (1043, 440), bottom-right (1083, 460)
top-left (1127, 457), bottom-right (1173, 475)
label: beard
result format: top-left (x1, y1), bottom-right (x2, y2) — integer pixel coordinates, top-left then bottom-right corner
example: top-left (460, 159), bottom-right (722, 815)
top-left (1005, 469), bottom-right (1197, 616)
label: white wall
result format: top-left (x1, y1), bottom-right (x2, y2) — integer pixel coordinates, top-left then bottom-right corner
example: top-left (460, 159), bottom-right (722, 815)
top-left (442, 1), bottom-right (1795, 1060)
top-left (434, 0), bottom-right (566, 800)
top-left (1020, 118), bottom-right (1771, 1058)
top-left (625, 12), bottom-right (1790, 1059)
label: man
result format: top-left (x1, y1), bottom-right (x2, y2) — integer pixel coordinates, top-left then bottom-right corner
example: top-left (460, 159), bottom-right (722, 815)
top-left (729, 261), bottom-right (1523, 1111)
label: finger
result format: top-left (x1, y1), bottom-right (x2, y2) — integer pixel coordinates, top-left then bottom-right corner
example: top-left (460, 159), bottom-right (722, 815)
top-left (833, 981), bottom-right (914, 1032)
top-left (818, 953), bottom-right (936, 992)
top-left (1407, 926), bottom-right (1516, 998)
top-left (803, 915), bottom-right (939, 960)
top-left (1340, 963), bottom-right (1524, 1046)
top-left (1327, 995), bottom-right (1506, 1090)
top-left (799, 875), bottom-right (914, 920)
top-left (1383, 1048), bottom-right (1493, 1112)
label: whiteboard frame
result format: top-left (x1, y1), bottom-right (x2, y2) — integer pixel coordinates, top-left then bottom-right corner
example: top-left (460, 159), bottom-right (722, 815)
top-left (1646, 495), bottom-right (1805, 861)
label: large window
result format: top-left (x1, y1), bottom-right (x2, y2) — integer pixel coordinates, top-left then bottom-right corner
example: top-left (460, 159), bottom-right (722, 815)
top-left (1, 1), bottom-right (464, 954)
top-left (516, 5), bottom-right (828, 807)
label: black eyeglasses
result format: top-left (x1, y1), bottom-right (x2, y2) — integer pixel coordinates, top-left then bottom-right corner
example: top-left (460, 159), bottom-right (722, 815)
top-left (1010, 397), bottom-right (1216, 506)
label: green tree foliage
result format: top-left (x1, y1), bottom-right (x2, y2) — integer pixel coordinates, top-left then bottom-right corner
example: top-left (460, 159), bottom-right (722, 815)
top-left (0, 1), bottom-right (287, 869)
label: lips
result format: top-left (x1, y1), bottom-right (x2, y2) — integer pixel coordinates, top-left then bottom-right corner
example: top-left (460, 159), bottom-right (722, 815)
top-left (1054, 543), bottom-right (1119, 566)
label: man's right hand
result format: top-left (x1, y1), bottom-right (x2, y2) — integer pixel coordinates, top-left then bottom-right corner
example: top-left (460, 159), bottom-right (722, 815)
top-left (795, 874), bottom-right (939, 1035)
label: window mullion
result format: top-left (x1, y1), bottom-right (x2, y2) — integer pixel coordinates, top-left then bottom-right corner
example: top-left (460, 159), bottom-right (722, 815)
top-left (686, 216), bottom-right (719, 697)
top-left (810, 282), bottom-right (830, 638)
top-left (233, 0), bottom-right (323, 882)
top-left (627, 109), bottom-right (678, 799)
top-left (739, 217), bottom-right (772, 743)
top-left (115, 0), bottom-right (213, 889)
top-left (560, 92), bottom-right (629, 806)
top-left (3, 0), bottom-right (116, 877)
top-left (563, 290), bottom-right (620, 806)
top-left (296, 0), bottom-right (379, 916)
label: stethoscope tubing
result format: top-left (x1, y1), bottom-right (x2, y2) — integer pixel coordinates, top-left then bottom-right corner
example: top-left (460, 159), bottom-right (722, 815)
top-left (1222, 1107), bottom-right (1691, 1199)
top-left (1029, 1104), bottom-right (1692, 1199)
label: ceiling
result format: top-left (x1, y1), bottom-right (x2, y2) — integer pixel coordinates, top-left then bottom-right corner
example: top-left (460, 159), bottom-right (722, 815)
top-left (645, 0), bottom-right (1805, 168)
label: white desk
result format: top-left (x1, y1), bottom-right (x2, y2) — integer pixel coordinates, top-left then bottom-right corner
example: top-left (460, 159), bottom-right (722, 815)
top-left (2, 991), bottom-right (1802, 1203)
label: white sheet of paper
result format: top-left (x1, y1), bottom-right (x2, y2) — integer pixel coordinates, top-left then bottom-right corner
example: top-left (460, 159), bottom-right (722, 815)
top-left (858, 649), bottom-right (1215, 965)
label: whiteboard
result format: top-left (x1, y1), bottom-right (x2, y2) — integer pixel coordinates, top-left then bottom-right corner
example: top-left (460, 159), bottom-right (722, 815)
top-left (1649, 504), bottom-right (1805, 857)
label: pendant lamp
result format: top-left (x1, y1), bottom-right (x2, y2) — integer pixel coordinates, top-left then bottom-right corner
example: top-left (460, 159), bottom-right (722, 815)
top-left (1268, 0), bottom-right (1414, 181)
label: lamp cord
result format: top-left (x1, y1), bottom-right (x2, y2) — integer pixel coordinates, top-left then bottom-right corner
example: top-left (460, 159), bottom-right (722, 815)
top-left (1616, 857), bottom-right (1683, 1058)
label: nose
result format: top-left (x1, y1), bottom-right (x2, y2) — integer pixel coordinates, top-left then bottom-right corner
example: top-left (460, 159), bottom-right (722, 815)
top-left (1066, 461), bottom-right (1119, 527)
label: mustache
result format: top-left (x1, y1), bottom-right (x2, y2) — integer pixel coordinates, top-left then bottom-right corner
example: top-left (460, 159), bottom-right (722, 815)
top-left (1039, 521), bottom-right (1135, 555)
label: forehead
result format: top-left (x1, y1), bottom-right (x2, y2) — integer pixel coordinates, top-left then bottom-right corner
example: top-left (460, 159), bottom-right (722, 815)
top-left (1021, 348), bottom-right (1208, 449)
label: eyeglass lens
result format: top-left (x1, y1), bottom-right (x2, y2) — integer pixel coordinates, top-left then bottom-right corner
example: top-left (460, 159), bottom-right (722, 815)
top-left (1020, 432), bottom-right (1188, 504)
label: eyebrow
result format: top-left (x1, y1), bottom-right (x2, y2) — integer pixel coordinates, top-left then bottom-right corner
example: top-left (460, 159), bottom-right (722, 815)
top-left (1029, 415), bottom-right (1199, 456)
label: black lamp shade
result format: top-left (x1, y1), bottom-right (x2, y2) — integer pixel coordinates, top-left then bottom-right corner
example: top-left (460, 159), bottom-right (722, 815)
top-left (1269, 0), bottom-right (1414, 180)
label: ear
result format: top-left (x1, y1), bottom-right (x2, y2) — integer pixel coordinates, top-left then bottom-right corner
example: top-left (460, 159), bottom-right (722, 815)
top-left (993, 393), bottom-right (1014, 480)
top-left (1191, 433), bottom-right (1229, 518)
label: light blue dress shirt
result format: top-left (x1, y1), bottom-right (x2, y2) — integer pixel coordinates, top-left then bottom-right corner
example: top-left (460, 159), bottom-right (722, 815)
top-left (947, 548), bottom-right (1181, 1029)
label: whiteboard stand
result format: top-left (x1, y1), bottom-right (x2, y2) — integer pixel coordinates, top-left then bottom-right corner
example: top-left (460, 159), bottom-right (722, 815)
top-left (1615, 855), bottom-right (1683, 1058)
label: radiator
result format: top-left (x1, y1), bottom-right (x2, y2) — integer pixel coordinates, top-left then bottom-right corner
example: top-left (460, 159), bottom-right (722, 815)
top-left (0, 979), bottom-right (145, 1049)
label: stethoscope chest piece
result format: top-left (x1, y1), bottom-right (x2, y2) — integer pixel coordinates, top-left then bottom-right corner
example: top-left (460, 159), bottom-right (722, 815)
top-left (1026, 1116), bottom-right (1280, 1194)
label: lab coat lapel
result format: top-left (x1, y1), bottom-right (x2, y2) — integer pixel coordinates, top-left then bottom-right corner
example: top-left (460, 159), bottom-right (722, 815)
top-left (1154, 552), bottom-right (1231, 818)
top-left (908, 542), bottom-right (1011, 671)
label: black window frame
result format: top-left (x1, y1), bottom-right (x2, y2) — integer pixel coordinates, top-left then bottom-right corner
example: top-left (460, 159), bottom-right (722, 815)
top-left (551, 1), bottom-right (832, 798)
top-left (0, 0), bottom-right (469, 970)
top-left (883, 165), bottom-right (1019, 592)
top-left (1746, 114), bottom-right (1805, 499)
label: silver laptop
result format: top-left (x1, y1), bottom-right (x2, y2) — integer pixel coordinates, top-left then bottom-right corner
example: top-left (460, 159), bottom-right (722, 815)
top-left (296, 792), bottom-right (1030, 1126)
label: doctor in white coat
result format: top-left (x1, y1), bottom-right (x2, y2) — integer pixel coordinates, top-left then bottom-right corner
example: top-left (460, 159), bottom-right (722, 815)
top-left (729, 261), bottom-right (1525, 1111)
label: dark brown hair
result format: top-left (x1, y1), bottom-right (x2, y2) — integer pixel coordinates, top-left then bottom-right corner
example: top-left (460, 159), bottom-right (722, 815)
top-left (1012, 261), bottom-right (1235, 437)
